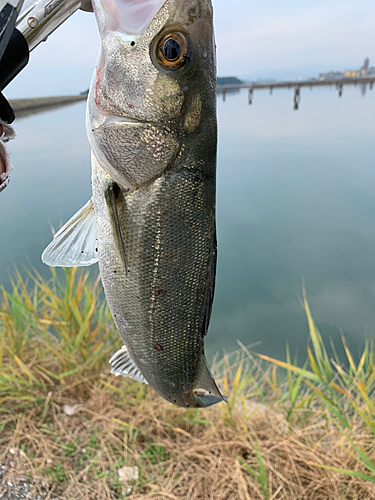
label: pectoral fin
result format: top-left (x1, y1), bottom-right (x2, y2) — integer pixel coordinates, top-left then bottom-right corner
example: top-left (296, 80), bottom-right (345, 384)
top-left (42, 199), bottom-right (98, 267)
top-left (109, 345), bottom-right (148, 384)
top-left (105, 182), bottom-right (128, 273)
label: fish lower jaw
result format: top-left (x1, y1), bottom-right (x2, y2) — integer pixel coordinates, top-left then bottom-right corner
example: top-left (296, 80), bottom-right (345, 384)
top-left (92, 112), bottom-right (167, 133)
top-left (97, 114), bottom-right (148, 128)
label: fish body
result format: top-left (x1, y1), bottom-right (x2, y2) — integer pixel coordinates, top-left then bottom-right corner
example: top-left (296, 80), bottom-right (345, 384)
top-left (42, 0), bottom-right (225, 408)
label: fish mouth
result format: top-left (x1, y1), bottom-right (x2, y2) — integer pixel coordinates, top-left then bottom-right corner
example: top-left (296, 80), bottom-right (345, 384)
top-left (95, 114), bottom-right (152, 130)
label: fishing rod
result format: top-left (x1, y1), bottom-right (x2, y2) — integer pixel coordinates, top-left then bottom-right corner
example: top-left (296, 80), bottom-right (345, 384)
top-left (0, 0), bottom-right (92, 123)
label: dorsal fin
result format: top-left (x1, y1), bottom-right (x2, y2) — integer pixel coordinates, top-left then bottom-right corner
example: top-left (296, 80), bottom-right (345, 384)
top-left (42, 199), bottom-right (98, 267)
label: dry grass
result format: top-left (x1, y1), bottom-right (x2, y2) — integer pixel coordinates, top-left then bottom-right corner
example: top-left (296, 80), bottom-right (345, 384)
top-left (1, 268), bottom-right (375, 499)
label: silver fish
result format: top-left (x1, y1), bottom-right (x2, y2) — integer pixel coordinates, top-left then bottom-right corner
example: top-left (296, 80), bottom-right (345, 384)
top-left (42, 0), bottom-right (225, 408)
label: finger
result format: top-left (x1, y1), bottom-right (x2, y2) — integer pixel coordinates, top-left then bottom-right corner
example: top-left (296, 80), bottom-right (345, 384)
top-left (0, 125), bottom-right (6, 176)
top-left (0, 152), bottom-right (6, 176)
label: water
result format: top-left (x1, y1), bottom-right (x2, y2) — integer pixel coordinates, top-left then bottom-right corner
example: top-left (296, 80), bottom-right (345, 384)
top-left (1, 86), bottom-right (375, 361)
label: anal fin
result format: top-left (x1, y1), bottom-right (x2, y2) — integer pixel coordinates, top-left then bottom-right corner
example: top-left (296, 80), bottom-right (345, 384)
top-left (42, 199), bottom-right (98, 267)
top-left (109, 345), bottom-right (148, 384)
top-left (105, 182), bottom-right (128, 273)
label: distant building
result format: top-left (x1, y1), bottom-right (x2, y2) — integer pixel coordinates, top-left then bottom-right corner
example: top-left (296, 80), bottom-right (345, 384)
top-left (319, 58), bottom-right (375, 80)
top-left (360, 57), bottom-right (370, 71)
top-left (318, 71), bottom-right (344, 80)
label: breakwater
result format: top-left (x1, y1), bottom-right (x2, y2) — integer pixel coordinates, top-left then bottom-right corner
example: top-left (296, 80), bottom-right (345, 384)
top-left (217, 75), bottom-right (375, 109)
top-left (9, 94), bottom-right (87, 118)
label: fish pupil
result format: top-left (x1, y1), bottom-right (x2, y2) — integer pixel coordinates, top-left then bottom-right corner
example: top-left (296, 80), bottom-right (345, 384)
top-left (163, 38), bottom-right (180, 61)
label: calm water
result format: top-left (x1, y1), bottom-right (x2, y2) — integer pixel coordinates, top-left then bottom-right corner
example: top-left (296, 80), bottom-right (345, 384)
top-left (1, 86), bottom-right (375, 360)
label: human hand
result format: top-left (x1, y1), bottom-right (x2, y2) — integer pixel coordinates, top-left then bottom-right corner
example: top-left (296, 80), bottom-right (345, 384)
top-left (0, 121), bottom-right (15, 193)
top-left (0, 124), bottom-right (5, 178)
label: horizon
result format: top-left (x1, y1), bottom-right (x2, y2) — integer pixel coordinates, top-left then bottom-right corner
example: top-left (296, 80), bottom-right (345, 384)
top-left (4, 0), bottom-right (375, 99)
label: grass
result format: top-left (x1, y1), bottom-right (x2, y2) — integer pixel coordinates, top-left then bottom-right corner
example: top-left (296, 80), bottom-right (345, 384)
top-left (1, 268), bottom-right (375, 498)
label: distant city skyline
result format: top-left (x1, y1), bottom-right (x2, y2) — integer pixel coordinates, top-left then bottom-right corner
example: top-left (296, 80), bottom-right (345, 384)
top-left (5, 0), bottom-right (375, 98)
top-left (238, 57), bottom-right (374, 84)
top-left (318, 57), bottom-right (375, 81)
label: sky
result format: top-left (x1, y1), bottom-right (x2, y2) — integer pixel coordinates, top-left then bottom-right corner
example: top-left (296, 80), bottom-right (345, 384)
top-left (5, 0), bottom-right (375, 98)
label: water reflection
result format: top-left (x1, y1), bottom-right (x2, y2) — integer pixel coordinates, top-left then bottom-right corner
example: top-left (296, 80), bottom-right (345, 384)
top-left (217, 88), bottom-right (240, 102)
top-left (0, 87), bottom-right (374, 362)
top-left (211, 85), bottom-right (375, 360)
top-left (0, 101), bottom-right (94, 283)
top-left (219, 79), bottom-right (374, 110)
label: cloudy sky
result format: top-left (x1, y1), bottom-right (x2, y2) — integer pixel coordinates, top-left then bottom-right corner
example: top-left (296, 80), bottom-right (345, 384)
top-left (6, 0), bottom-right (375, 98)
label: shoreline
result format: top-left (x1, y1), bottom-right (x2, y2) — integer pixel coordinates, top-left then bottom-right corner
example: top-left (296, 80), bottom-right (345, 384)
top-left (9, 94), bottom-right (87, 118)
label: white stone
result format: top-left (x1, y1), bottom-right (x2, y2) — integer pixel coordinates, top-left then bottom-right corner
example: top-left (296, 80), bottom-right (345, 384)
top-left (118, 465), bottom-right (139, 483)
top-left (63, 403), bottom-right (82, 416)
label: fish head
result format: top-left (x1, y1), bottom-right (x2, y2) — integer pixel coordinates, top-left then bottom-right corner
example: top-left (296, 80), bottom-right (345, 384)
top-left (87, 0), bottom-right (216, 189)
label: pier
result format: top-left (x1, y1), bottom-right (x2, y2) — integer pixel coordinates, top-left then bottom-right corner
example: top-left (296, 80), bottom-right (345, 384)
top-left (8, 73), bottom-right (375, 117)
top-left (9, 94), bottom-right (87, 118)
top-left (217, 75), bottom-right (375, 109)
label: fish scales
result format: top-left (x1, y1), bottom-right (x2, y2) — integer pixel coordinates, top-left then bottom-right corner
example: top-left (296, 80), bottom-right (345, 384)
top-left (93, 149), bottom-right (215, 401)
top-left (42, 0), bottom-right (225, 407)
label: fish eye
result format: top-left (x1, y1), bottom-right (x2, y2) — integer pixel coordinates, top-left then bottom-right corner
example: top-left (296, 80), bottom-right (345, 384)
top-left (163, 38), bottom-right (180, 61)
top-left (152, 31), bottom-right (192, 71)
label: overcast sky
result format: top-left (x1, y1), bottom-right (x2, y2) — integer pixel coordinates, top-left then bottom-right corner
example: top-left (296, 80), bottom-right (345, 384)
top-left (5, 0), bottom-right (375, 98)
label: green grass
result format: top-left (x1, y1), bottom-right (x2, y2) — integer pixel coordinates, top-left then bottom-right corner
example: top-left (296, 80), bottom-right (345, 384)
top-left (0, 267), bottom-right (119, 409)
top-left (1, 268), bottom-right (375, 499)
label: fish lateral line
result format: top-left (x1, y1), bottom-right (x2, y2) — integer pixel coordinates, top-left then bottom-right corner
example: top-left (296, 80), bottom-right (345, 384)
top-left (85, 0), bottom-right (220, 408)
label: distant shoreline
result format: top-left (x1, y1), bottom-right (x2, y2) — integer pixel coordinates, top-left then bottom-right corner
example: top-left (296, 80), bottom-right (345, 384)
top-left (8, 81), bottom-right (241, 118)
top-left (8, 80), bottom-right (243, 118)
top-left (9, 94), bottom-right (87, 118)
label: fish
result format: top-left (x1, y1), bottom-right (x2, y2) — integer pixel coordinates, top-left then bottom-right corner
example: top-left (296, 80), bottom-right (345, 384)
top-left (42, 0), bottom-right (225, 408)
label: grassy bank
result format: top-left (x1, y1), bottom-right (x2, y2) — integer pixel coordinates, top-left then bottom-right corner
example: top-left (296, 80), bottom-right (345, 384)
top-left (1, 268), bottom-right (375, 499)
